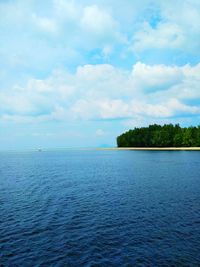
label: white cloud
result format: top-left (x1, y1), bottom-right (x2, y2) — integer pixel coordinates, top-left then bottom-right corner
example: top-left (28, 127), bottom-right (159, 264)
top-left (132, 22), bottom-right (185, 52)
top-left (1, 62), bottom-right (200, 124)
top-left (53, 0), bottom-right (80, 21)
top-left (131, 62), bottom-right (183, 92)
top-left (98, 99), bottom-right (130, 119)
top-left (80, 5), bottom-right (116, 35)
top-left (150, 63), bottom-right (200, 101)
top-left (1, 0), bottom-right (199, 79)
top-left (131, 1), bottom-right (200, 54)
top-left (160, 0), bottom-right (200, 34)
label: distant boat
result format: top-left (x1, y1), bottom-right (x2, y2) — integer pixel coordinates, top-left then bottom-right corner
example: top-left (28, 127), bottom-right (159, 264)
top-left (37, 148), bottom-right (42, 152)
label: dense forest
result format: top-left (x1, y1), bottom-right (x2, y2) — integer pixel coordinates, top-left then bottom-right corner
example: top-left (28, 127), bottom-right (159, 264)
top-left (117, 124), bottom-right (200, 147)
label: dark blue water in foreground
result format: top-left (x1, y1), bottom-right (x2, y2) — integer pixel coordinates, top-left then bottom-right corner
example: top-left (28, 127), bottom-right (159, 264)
top-left (1, 150), bottom-right (200, 266)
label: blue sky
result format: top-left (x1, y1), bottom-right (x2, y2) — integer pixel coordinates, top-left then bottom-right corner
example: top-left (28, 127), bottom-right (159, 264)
top-left (1, 0), bottom-right (200, 149)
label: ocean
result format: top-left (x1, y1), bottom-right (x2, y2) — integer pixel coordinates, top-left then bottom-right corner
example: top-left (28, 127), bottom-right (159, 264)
top-left (1, 150), bottom-right (200, 266)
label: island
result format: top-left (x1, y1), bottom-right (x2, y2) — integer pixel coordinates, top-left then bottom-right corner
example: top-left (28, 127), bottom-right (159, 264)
top-left (117, 124), bottom-right (200, 148)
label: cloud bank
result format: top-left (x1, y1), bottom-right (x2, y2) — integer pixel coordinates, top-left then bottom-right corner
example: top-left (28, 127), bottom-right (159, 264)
top-left (1, 62), bottom-right (200, 125)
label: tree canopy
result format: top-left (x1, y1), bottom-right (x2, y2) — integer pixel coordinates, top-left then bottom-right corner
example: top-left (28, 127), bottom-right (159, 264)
top-left (117, 124), bottom-right (200, 147)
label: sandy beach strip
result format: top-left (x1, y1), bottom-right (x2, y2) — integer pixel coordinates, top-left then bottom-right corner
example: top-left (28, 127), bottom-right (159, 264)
top-left (96, 147), bottom-right (200, 151)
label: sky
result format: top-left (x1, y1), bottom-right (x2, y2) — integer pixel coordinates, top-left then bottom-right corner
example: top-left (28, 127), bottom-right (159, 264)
top-left (1, 0), bottom-right (200, 149)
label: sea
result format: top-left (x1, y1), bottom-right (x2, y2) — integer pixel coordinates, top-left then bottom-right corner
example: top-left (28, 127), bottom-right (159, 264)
top-left (0, 150), bottom-right (200, 266)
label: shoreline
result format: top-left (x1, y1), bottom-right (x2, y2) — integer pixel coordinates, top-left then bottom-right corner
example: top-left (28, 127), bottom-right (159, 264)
top-left (96, 147), bottom-right (200, 151)
top-left (1, 147), bottom-right (200, 152)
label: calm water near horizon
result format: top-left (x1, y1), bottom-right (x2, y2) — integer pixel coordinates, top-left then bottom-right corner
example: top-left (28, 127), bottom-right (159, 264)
top-left (1, 150), bottom-right (200, 266)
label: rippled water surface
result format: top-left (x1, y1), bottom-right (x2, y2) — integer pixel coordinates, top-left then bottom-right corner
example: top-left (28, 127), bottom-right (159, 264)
top-left (1, 150), bottom-right (200, 266)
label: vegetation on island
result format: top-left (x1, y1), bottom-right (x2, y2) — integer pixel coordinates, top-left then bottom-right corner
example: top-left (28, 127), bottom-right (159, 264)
top-left (117, 124), bottom-right (200, 147)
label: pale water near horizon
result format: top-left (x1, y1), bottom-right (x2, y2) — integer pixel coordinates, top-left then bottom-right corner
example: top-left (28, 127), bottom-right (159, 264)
top-left (0, 150), bottom-right (200, 266)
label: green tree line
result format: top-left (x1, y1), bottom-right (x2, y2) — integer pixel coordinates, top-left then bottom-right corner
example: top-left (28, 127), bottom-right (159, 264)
top-left (117, 124), bottom-right (200, 147)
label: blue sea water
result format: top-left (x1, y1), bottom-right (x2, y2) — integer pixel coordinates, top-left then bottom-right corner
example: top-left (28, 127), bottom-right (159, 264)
top-left (0, 150), bottom-right (200, 266)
